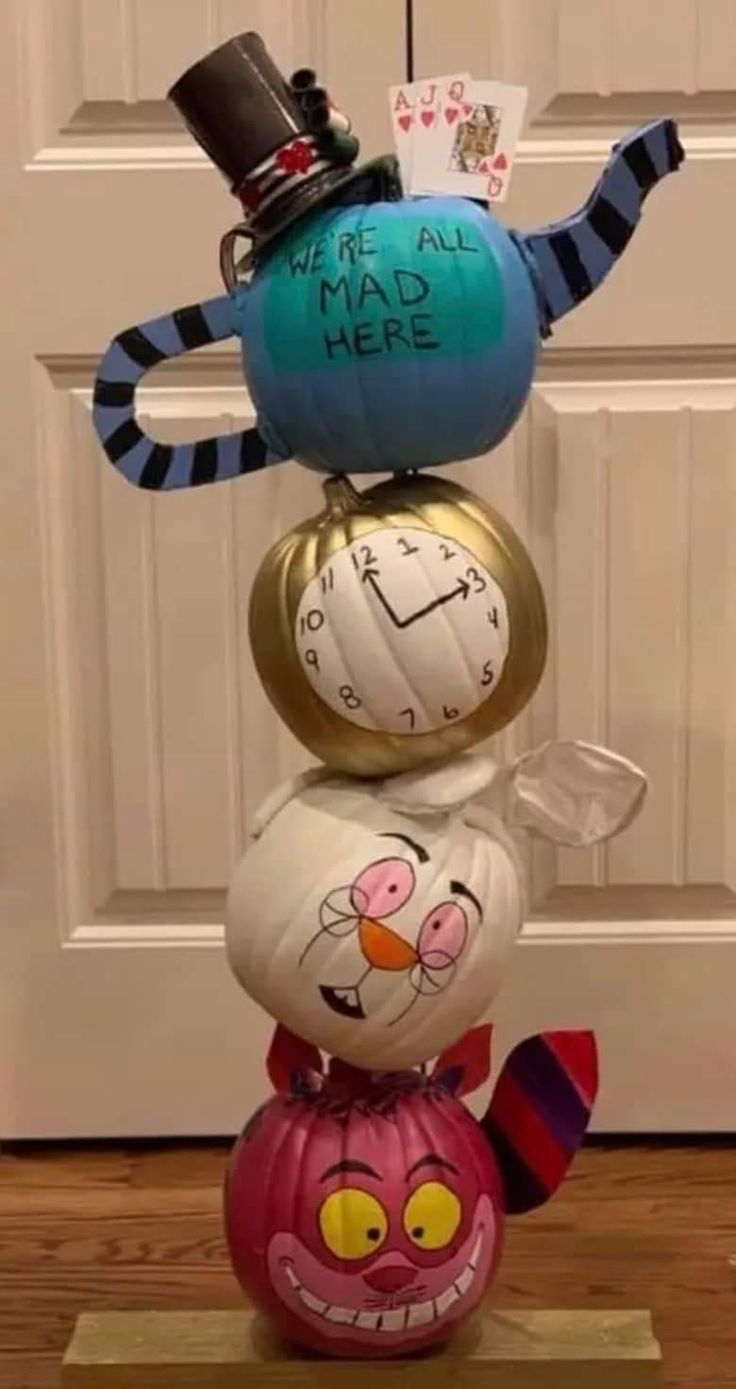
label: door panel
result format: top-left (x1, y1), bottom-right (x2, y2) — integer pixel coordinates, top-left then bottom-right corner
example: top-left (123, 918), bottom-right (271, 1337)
top-left (415, 0), bottom-right (736, 1128)
top-left (1, 0), bottom-right (405, 1138)
top-left (2, 0), bottom-right (734, 1136)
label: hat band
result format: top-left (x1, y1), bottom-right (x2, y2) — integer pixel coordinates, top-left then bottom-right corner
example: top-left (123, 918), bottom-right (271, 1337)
top-left (237, 133), bottom-right (332, 223)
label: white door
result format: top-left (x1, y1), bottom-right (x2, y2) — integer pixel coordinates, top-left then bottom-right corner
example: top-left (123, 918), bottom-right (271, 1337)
top-left (0, 0), bottom-right (405, 1139)
top-left (414, 0), bottom-right (736, 1129)
top-left (2, 0), bottom-right (734, 1137)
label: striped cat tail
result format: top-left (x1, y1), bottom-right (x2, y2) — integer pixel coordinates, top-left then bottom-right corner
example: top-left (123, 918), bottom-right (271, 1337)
top-left (482, 1030), bottom-right (598, 1214)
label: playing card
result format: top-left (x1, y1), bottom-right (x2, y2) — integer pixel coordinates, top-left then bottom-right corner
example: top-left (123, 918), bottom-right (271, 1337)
top-left (408, 78), bottom-right (528, 203)
top-left (388, 73), bottom-right (469, 189)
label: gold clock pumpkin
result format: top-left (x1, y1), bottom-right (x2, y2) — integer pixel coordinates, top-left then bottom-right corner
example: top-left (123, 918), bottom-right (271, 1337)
top-left (249, 473), bottom-right (547, 777)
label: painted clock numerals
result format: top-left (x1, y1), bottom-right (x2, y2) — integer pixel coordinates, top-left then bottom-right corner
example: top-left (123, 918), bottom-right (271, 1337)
top-left (294, 527), bottom-right (510, 735)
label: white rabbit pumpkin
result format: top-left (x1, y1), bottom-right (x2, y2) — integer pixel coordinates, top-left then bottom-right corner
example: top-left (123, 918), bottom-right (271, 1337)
top-left (226, 742), bottom-right (646, 1070)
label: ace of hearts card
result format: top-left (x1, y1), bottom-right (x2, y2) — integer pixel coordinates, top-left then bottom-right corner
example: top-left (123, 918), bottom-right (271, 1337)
top-left (388, 73), bottom-right (470, 188)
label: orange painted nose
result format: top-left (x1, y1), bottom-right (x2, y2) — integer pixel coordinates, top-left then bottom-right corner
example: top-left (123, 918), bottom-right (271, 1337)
top-left (358, 918), bottom-right (418, 971)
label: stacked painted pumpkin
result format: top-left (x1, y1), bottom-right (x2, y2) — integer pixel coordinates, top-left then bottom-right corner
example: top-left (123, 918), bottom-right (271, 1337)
top-left (90, 31), bottom-right (683, 1360)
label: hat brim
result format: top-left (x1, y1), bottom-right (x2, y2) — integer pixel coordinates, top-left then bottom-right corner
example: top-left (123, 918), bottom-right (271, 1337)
top-left (252, 154), bottom-right (402, 258)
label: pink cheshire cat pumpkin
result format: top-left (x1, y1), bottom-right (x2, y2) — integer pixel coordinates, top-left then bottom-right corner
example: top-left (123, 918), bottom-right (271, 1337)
top-left (225, 1023), bottom-right (598, 1358)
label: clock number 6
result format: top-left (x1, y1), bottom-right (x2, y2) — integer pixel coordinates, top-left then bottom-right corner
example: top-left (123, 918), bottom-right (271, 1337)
top-left (443, 704), bottom-right (459, 721)
top-left (340, 684), bottom-right (362, 711)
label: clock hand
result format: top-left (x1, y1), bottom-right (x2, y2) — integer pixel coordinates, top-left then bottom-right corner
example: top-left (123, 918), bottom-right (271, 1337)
top-left (361, 569), bottom-right (403, 626)
top-left (362, 569), bottom-right (471, 629)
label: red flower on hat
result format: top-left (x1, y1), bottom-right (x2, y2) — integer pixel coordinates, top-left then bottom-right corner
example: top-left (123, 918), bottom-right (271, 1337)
top-left (277, 139), bottom-right (315, 174)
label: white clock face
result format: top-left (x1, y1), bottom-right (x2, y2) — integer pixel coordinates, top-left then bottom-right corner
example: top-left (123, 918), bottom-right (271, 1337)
top-left (294, 527), bottom-right (510, 735)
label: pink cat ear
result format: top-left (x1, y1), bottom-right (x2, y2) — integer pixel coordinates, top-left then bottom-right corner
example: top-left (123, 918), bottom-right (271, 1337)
top-left (266, 1024), bottom-right (323, 1096)
top-left (432, 1024), bottom-right (493, 1097)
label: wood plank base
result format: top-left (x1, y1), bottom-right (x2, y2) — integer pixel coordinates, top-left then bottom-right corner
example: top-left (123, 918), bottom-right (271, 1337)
top-left (62, 1307), bottom-right (662, 1389)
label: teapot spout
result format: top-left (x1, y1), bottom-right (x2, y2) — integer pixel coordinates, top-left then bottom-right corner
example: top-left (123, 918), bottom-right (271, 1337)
top-left (516, 118), bottom-right (684, 335)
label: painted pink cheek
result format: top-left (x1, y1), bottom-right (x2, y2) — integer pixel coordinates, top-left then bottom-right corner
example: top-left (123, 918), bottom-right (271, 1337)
top-left (350, 857), bottom-right (415, 918)
top-left (417, 902), bottom-right (469, 970)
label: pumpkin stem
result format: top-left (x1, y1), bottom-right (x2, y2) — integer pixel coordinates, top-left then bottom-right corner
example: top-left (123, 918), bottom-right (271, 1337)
top-left (323, 474), bottom-right (362, 515)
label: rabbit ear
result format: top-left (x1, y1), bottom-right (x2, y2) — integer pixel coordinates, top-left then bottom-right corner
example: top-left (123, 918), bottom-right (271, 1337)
top-left (250, 768), bottom-right (332, 839)
top-left (497, 741), bottom-right (647, 847)
top-left (379, 753), bottom-right (499, 817)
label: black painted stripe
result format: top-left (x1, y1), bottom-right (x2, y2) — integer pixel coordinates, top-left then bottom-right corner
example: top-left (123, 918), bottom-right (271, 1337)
top-left (588, 196), bottom-right (634, 256)
top-left (664, 118), bottom-right (684, 171)
top-left (174, 303), bottom-right (216, 350)
top-left (622, 135), bottom-right (658, 192)
top-left (116, 326), bottom-right (167, 371)
top-left (139, 443), bottom-right (173, 489)
top-left (240, 429), bottom-right (268, 474)
top-left (482, 1118), bottom-right (548, 1215)
top-left (190, 437), bottom-right (219, 485)
top-left (548, 231), bottom-right (592, 304)
top-left (93, 378), bottom-right (135, 408)
top-left (104, 417), bottom-right (145, 463)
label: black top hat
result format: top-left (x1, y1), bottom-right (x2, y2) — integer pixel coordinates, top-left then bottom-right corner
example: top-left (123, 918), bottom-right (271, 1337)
top-left (169, 32), bottom-right (400, 280)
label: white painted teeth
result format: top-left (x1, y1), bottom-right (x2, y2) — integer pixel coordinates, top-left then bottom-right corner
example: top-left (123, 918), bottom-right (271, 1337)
top-left (380, 1308), bottom-right (407, 1332)
top-left (355, 1310), bottom-right (382, 1330)
top-left (300, 1288), bottom-right (328, 1314)
top-left (290, 1233), bottom-right (482, 1332)
top-left (406, 1300), bottom-right (435, 1328)
top-left (324, 1304), bottom-right (358, 1325)
top-left (434, 1285), bottom-right (461, 1316)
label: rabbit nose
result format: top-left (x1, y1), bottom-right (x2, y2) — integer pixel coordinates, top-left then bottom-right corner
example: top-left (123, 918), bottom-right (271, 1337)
top-left (358, 918), bottom-right (418, 971)
top-left (364, 1263), bottom-right (417, 1293)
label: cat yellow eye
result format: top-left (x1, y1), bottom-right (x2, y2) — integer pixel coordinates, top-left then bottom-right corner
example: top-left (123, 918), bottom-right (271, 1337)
top-left (319, 1187), bottom-right (388, 1260)
top-left (403, 1181), bottom-right (462, 1250)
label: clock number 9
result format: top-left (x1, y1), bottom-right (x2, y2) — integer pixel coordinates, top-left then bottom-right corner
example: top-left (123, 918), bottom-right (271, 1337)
top-left (340, 684), bottom-right (362, 711)
top-left (305, 649), bottom-right (320, 674)
top-left (300, 608), bottom-right (324, 636)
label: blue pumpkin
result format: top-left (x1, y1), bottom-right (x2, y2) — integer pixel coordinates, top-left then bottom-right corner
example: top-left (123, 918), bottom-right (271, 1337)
top-left (92, 119), bottom-right (682, 490)
top-left (233, 197), bottom-right (539, 474)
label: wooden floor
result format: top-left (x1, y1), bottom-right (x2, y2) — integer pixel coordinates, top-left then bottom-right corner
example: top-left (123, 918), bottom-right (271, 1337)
top-left (0, 1140), bottom-right (734, 1388)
